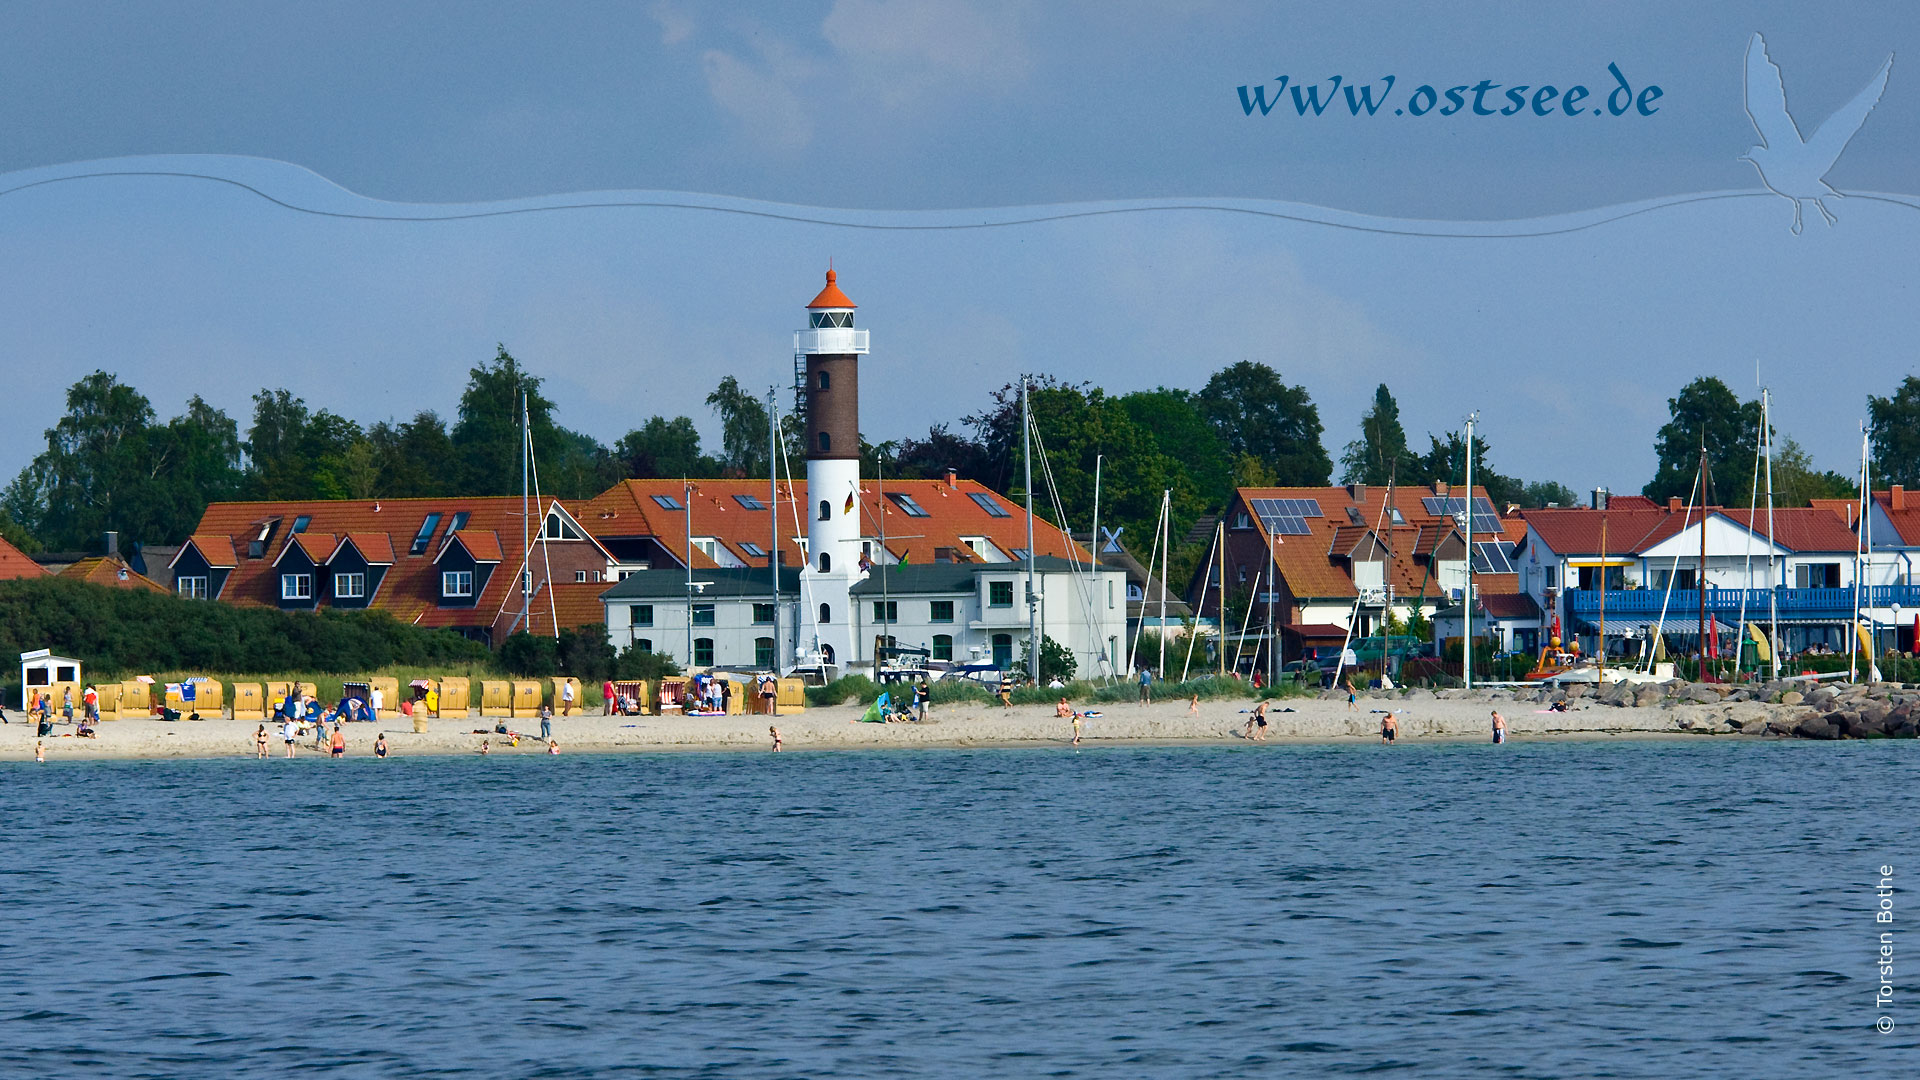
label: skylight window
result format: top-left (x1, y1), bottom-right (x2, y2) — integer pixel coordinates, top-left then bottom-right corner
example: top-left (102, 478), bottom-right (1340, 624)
top-left (410, 513), bottom-right (442, 555)
top-left (291, 515), bottom-right (311, 534)
top-left (734, 494), bottom-right (766, 510)
top-left (447, 511), bottom-right (470, 533)
top-left (741, 541), bottom-right (767, 557)
top-left (888, 493), bottom-right (930, 517)
top-left (968, 492), bottom-right (1011, 517)
top-left (652, 494), bottom-right (684, 511)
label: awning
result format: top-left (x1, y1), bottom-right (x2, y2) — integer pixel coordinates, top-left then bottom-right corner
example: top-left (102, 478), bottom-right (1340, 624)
top-left (1575, 615), bottom-right (1743, 638)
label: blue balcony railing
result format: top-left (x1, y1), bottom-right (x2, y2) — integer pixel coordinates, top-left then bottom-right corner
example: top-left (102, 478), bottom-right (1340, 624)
top-left (1565, 585), bottom-right (1920, 618)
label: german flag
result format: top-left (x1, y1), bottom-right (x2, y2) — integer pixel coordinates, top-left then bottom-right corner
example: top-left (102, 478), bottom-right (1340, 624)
top-left (843, 490), bottom-right (856, 514)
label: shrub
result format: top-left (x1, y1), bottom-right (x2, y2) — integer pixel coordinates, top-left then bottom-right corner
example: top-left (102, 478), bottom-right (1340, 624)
top-left (498, 632), bottom-right (559, 677)
top-left (805, 674), bottom-right (880, 707)
top-left (613, 642), bottom-right (681, 682)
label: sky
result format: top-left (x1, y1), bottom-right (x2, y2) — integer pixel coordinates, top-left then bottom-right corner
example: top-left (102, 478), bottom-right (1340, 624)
top-left (1, 2), bottom-right (1916, 496)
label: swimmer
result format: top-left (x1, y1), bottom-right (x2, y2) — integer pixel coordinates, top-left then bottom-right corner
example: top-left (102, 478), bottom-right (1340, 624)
top-left (547, 738), bottom-right (559, 755)
top-left (1380, 712), bottom-right (1399, 743)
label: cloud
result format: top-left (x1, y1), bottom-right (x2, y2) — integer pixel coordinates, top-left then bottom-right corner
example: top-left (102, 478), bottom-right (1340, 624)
top-left (700, 46), bottom-right (815, 151)
top-left (650, 1), bottom-right (694, 45)
top-left (821, 0), bottom-right (1032, 103)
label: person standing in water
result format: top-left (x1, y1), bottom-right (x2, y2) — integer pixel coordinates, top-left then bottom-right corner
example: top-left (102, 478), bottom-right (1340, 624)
top-left (35, 740), bottom-right (45, 763)
top-left (1491, 710), bottom-right (1508, 744)
top-left (255, 724), bottom-right (269, 759)
top-left (374, 733), bottom-right (388, 758)
top-left (282, 716), bottom-right (299, 758)
top-left (769, 726), bottom-right (782, 752)
top-left (1380, 712), bottom-right (1398, 743)
top-left (547, 738), bottom-right (559, 755)
top-left (329, 724), bottom-right (347, 758)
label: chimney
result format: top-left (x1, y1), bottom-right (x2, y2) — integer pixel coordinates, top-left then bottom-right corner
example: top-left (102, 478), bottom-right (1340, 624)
top-left (1591, 488), bottom-right (1609, 511)
top-left (1434, 480), bottom-right (1450, 497)
top-left (1668, 497), bottom-right (1682, 513)
top-left (1346, 483), bottom-right (1367, 502)
top-left (104, 531), bottom-right (119, 557)
top-left (945, 468), bottom-right (958, 489)
top-left (1894, 485), bottom-right (1906, 512)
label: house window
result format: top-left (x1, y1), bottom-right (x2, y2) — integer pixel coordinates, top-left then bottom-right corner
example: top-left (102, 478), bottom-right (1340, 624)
top-left (634, 637), bottom-right (653, 652)
top-left (1544, 566), bottom-right (1557, 590)
top-left (575, 570), bottom-right (587, 582)
top-left (818, 369), bottom-right (831, 390)
top-left (819, 552), bottom-right (831, 573)
top-left (756, 637), bottom-right (775, 668)
top-left (992, 633), bottom-right (1014, 670)
top-left (1233, 511), bottom-right (1251, 530)
top-left (753, 603), bottom-right (776, 625)
top-left (442, 570), bottom-right (473, 597)
top-left (872, 600), bottom-right (898, 622)
top-left (631, 604), bottom-right (653, 626)
top-left (178, 576), bottom-right (208, 599)
top-left (819, 432), bottom-right (832, 453)
top-left (334, 572), bottom-right (366, 599)
top-left (819, 602), bottom-right (832, 624)
top-left (1108, 581), bottom-right (1114, 609)
top-left (819, 499), bottom-right (831, 521)
top-left (968, 492), bottom-right (1010, 517)
top-left (692, 603), bottom-right (715, 627)
top-left (693, 638), bottom-right (714, 667)
top-left (989, 581), bottom-right (1014, 608)
top-left (887, 493), bottom-right (930, 517)
top-left (930, 600), bottom-right (954, 623)
top-left (281, 573), bottom-right (312, 600)
top-left (932, 634), bottom-right (954, 661)
top-left (544, 512), bottom-right (582, 540)
top-left (410, 513), bottom-right (443, 555)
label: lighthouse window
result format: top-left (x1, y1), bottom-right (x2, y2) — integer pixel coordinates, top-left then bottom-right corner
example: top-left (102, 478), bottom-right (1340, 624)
top-left (809, 311), bottom-right (853, 328)
top-left (818, 552), bottom-right (831, 573)
top-left (819, 499), bottom-right (831, 521)
top-left (819, 432), bottom-right (832, 453)
top-left (819, 602), bottom-right (832, 624)
top-left (817, 370), bottom-right (831, 390)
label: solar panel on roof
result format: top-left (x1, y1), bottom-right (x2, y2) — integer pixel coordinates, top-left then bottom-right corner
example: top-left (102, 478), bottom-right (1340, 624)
top-left (1422, 496), bottom-right (1497, 520)
top-left (1473, 541), bottom-right (1515, 574)
top-left (1260, 515), bottom-right (1311, 536)
top-left (1252, 498), bottom-right (1324, 519)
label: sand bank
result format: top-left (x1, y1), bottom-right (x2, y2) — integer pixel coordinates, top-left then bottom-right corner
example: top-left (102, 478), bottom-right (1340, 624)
top-left (0, 694), bottom-right (1776, 761)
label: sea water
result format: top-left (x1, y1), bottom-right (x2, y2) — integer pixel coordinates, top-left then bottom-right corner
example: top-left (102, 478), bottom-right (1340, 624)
top-left (1, 741), bottom-right (1914, 1078)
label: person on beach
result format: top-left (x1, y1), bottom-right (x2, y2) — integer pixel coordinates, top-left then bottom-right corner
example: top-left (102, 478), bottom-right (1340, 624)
top-left (479, 740), bottom-right (490, 756)
top-left (1188, 693), bottom-right (1199, 715)
top-left (547, 738), bottom-right (559, 755)
top-left (369, 684), bottom-right (383, 723)
top-left (561, 680), bottom-right (575, 716)
top-left (770, 725), bottom-right (782, 752)
top-left (760, 673), bottom-right (778, 717)
top-left (35, 740), bottom-right (44, 762)
top-left (1138, 666), bottom-right (1152, 706)
top-left (330, 724), bottom-right (346, 758)
top-left (914, 679), bottom-right (929, 722)
top-left (1380, 712), bottom-right (1398, 743)
top-left (83, 685), bottom-right (98, 724)
top-left (1243, 701), bottom-right (1269, 741)
top-left (374, 733), bottom-right (388, 759)
top-left (255, 724), bottom-right (269, 759)
top-left (312, 719), bottom-right (328, 752)
top-left (1071, 711), bottom-right (1083, 747)
top-left (999, 672), bottom-right (1013, 708)
top-left (282, 716), bottom-right (298, 758)
top-left (62, 687), bottom-right (74, 724)
top-left (1491, 710), bottom-right (1508, 744)
top-left (1346, 677), bottom-right (1359, 712)
top-left (1055, 697), bottom-right (1073, 718)
top-left (539, 704), bottom-right (553, 741)
top-left (603, 678), bottom-right (616, 715)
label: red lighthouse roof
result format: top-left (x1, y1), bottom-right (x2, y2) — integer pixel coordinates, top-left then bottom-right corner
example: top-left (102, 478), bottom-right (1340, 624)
top-left (806, 268), bottom-right (856, 309)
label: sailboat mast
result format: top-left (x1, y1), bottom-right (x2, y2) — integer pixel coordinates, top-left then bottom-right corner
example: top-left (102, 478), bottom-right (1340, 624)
top-left (1023, 377), bottom-right (1038, 685)
top-left (1852, 426), bottom-right (1869, 683)
top-left (1698, 439), bottom-right (1709, 681)
top-left (1598, 512), bottom-right (1608, 685)
top-left (521, 391), bottom-right (530, 632)
top-left (1463, 413), bottom-right (1475, 691)
top-left (1091, 453), bottom-right (1103, 678)
top-left (769, 385), bottom-right (782, 676)
top-left (1764, 389), bottom-right (1779, 681)
top-left (1159, 489), bottom-right (1170, 679)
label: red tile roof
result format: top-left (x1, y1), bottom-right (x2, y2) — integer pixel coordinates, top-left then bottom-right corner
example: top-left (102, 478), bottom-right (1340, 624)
top-left (58, 557), bottom-right (169, 593)
top-left (577, 477), bottom-right (1088, 571)
top-left (1233, 484), bottom-right (1500, 602)
top-left (188, 497), bottom-right (609, 630)
top-left (276, 532), bottom-right (338, 566)
top-left (1524, 505), bottom-right (1859, 555)
top-left (525, 581), bottom-right (612, 636)
top-left (176, 534), bottom-right (237, 569)
top-left (0, 535), bottom-right (48, 580)
top-left (444, 529), bottom-right (504, 563)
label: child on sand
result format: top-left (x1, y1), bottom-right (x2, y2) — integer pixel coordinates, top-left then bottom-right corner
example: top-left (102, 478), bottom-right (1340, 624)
top-left (769, 726), bottom-right (782, 752)
top-left (1347, 678), bottom-right (1360, 712)
top-left (35, 741), bottom-right (44, 762)
top-left (1071, 712), bottom-right (1083, 747)
top-left (1188, 693), bottom-right (1199, 715)
top-left (479, 740), bottom-right (490, 755)
top-left (1243, 701), bottom-right (1269, 741)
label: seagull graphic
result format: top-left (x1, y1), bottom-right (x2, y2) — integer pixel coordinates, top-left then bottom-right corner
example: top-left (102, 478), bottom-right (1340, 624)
top-left (1742, 33), bottom-right (1893, 233)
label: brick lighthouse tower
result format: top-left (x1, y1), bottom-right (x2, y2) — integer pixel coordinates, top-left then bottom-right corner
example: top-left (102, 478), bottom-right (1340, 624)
top-left (796, 268), bottom-right (868, 669)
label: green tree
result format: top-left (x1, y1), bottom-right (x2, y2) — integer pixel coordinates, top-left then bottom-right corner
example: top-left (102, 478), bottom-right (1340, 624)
top-left (1339, 384), bottom-right (1412, 486)
top-left (1019, 634), bottom-right (1077, 683)
top-left (706, 376), bottom-right (771, 477)
top-left (1193, 361), bottom-right (1332, 486)
top-left (244, 389), bottom-right (363, 500)
top-left (450, 346), bottom-right (613, 498)
top-left (1768, 437), bottom-right (1857, 506)
top-left (615, 416), bottom-right (716, 478)
top-left (369, 411), bottom-right (459, 498)
top-left (1642, 377), bottom-right (1762, 503)
top-left (1869, 375), bottom-right (1920, 488)
top-left (1410, 429), bottom-right (1524, 507)
top-left (1520, 479), bottom-right (1580, 508)
top-left (1117, 388), bottom-right (1232, 510)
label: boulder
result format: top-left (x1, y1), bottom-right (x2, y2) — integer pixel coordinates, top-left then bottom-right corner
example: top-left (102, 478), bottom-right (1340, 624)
top-left (1780, 691), bottom-right (1804, 706)
top-left (1634, 686), bottom-right (1664, 708)
top-left (1686, 685), bottom-right (1721, 705)
top-left (1739, 718), bottom-right (1769, 735)
top-left (1566, 683), bottom-right (1591, 700)
top-left (1766, 716), bottom-right (1799, 736)
top-left (1794, 715), bottom-right (1840, 740)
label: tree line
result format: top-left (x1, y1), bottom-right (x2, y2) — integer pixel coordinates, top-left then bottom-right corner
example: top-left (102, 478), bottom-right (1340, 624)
top-left (5, 352), bottom-right (1910, 580)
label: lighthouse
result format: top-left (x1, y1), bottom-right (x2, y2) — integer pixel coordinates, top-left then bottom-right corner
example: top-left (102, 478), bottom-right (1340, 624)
top-left (797, 268), bottom-right (869, 669)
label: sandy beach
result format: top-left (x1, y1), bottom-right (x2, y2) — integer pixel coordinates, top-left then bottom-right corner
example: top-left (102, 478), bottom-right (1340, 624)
top-left (0, 693), bottom-right (1782, 760)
